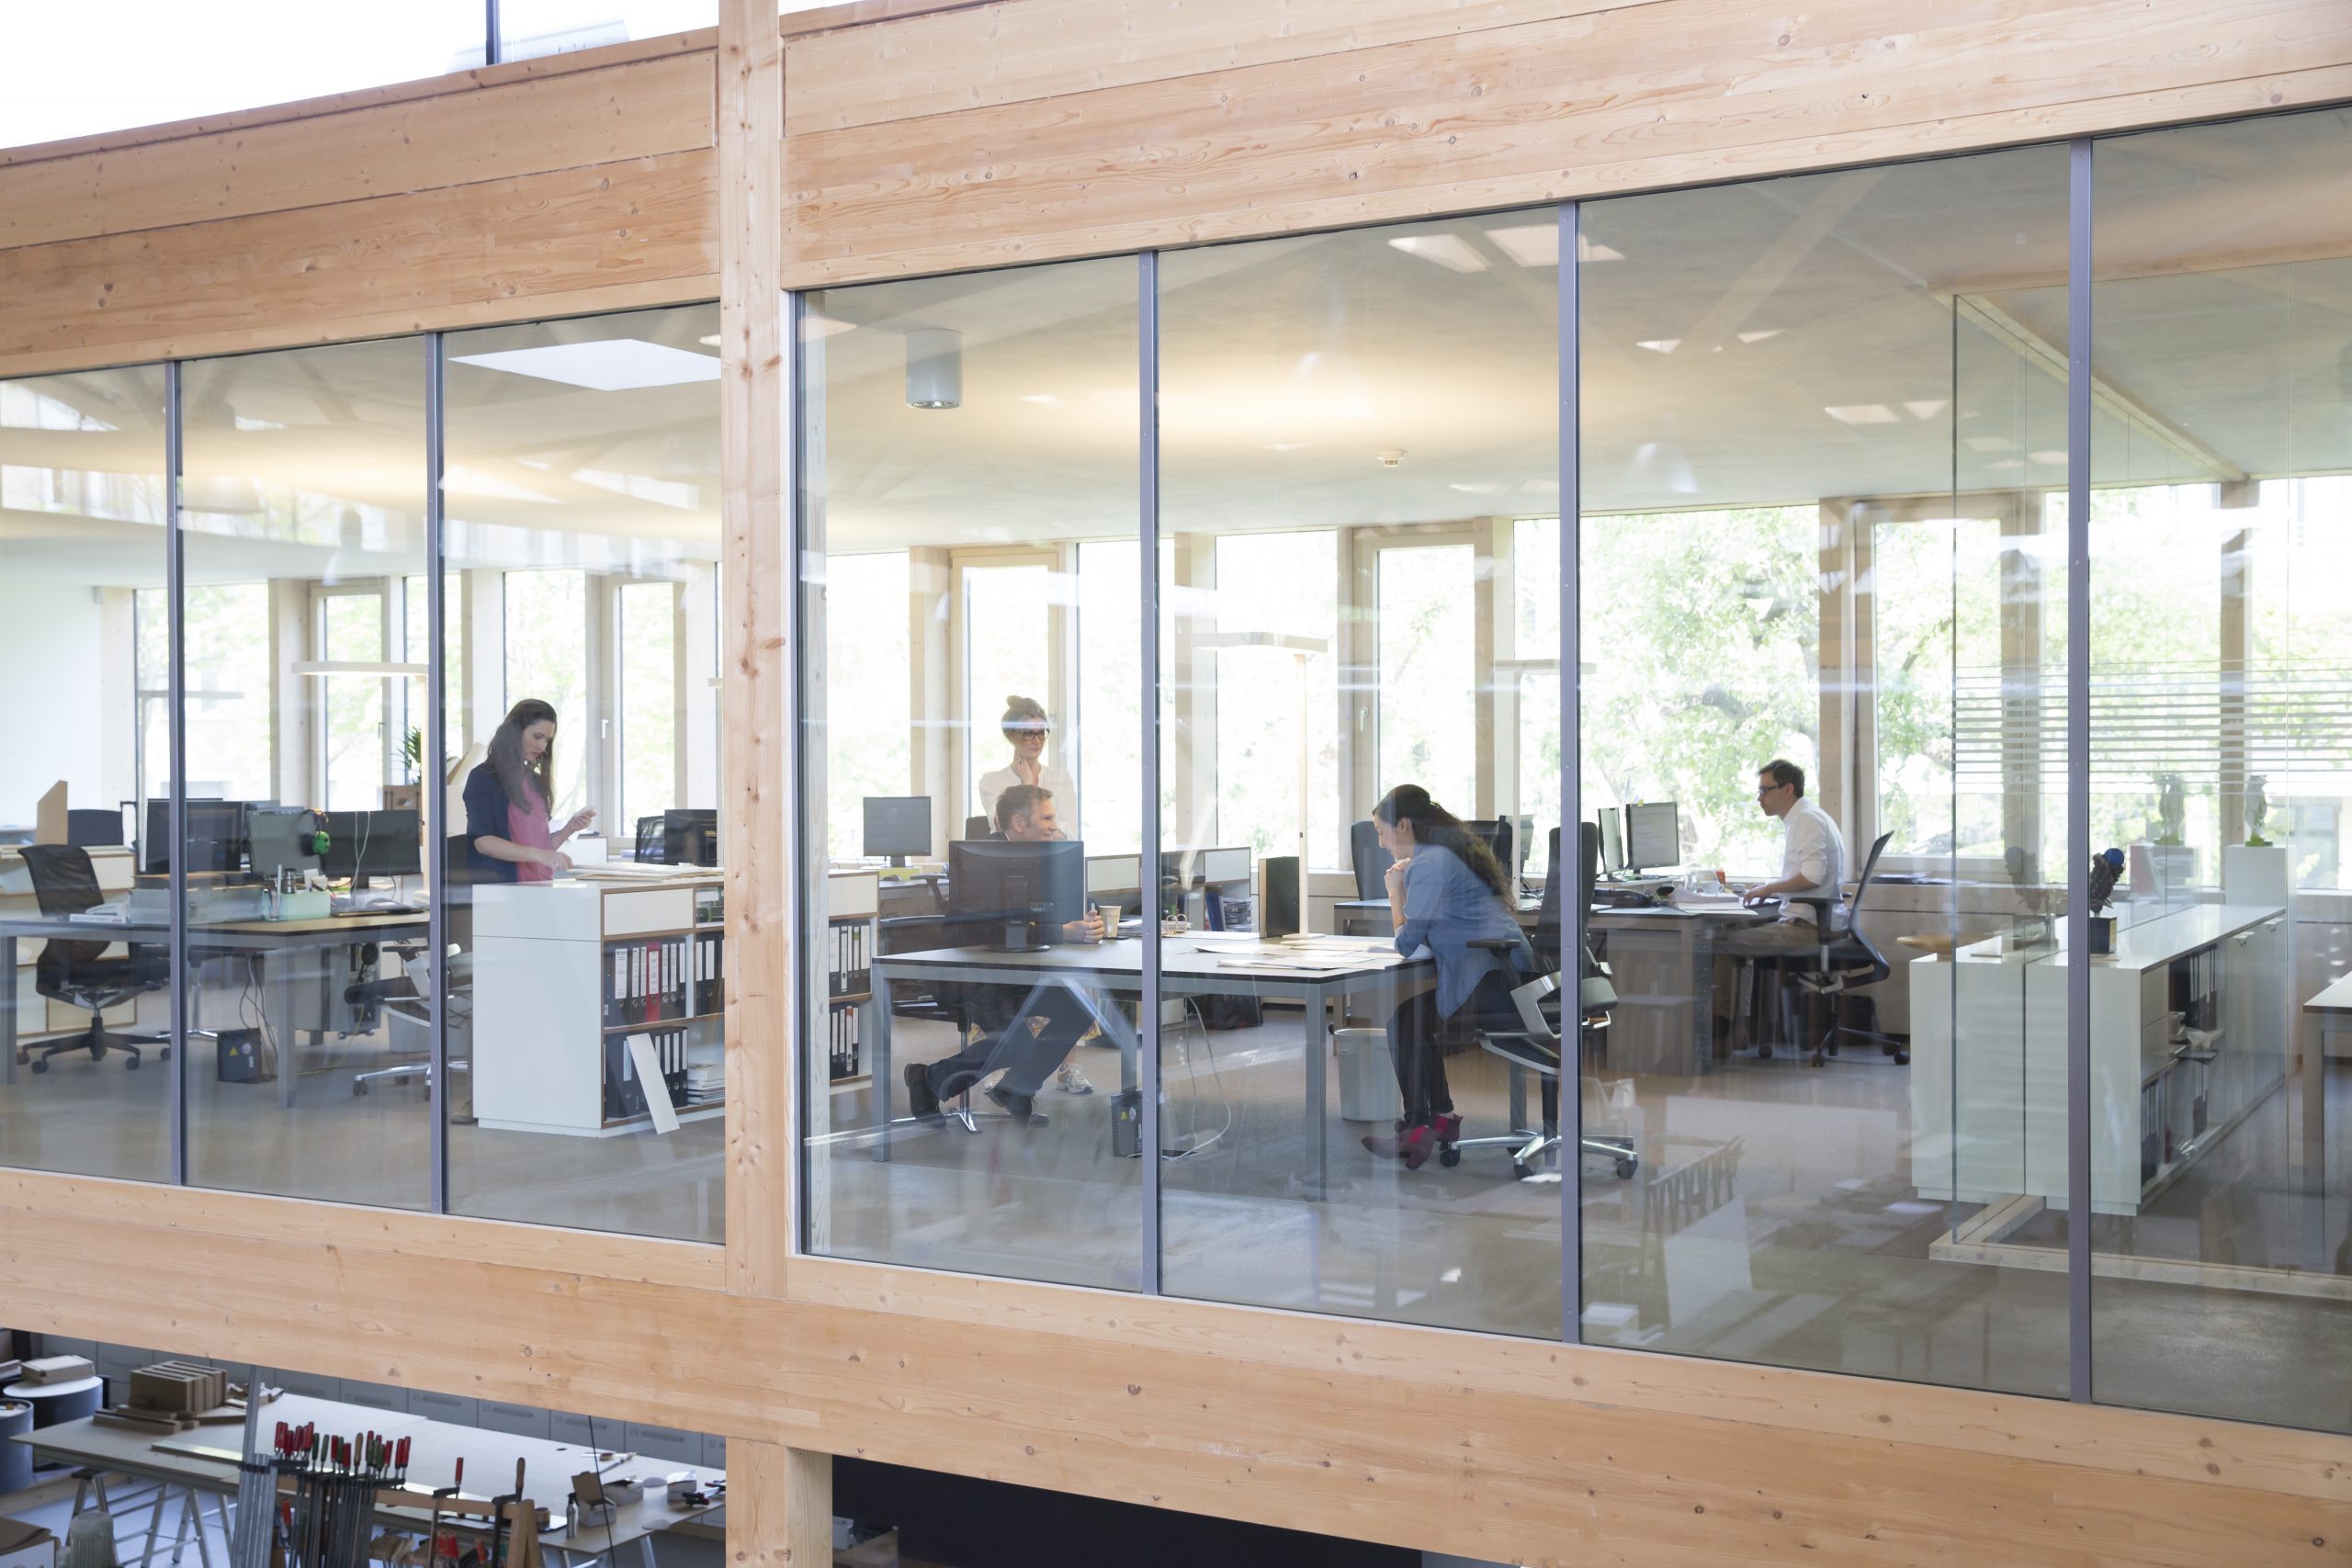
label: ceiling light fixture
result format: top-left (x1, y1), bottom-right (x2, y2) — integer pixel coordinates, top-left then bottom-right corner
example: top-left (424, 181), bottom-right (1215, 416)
top-left (1386, 234), bottom-right (1488, 273)
top-left (1375, 449), bottom-right (1406, 468)
top-left (451, 339), bottom-right (723, 392)
top-left (1825, 403), bottom-right (1899, 425)
top-left (1635, 338), bottom-right (1681, 355)
top-left (905, 328), bottom-right (962, 410)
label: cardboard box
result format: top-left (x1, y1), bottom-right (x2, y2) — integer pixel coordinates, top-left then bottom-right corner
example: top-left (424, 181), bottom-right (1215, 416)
top-left (0, 1519), bottom-right (58, 1568)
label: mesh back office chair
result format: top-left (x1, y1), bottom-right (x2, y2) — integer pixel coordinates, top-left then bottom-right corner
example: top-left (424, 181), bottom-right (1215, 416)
top-left (348, 941), bottom-right (473, 1096)
top-left (1452, 825), bottom-right (1637, 1179)
top-left (17, 844), bottom-right (169, 1072)
top-left (1783, 830), bottom-right (1906, 1068)
top-left (964, 814), bottom-right (992, 841)
top-left (1349, 820), bottom-right (1392, 899)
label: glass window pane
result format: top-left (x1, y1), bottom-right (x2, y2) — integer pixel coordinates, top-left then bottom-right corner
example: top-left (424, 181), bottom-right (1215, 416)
top-left (1580, 147), bottom-right (2072, 1390)
top-left (1159, 212), bottom-right (1560, 1335)
top-left (178, 339), bottom-right (432, 1207)
top-left (1, 1), bottom-right (483, 152)
top-left (800, 257), bottom-right (1143, 1290)
top-left (2087, 106), bottom-right (2352, 1432)
top-left (444, 303), bottom-right (724, 1242)
top-left (0, 366), bottom-right (170, 1181)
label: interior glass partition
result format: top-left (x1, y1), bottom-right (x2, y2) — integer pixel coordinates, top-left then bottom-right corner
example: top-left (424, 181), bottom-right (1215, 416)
top-left (441, 303), bottom-right (726, 1241)
top-left (1156, 212), bottom-right (1562, 1334)
top-left (1576, 148), bottom-right (2073, 1389)
top-left (2086, 107), bottom-right (2352, 1432)
top-left (798, 257), bottom-right (1145, 1289)
top-left (0, 365), bottom-right (172, 1180)
top-left (177, 339), bottom-right (434, 1206)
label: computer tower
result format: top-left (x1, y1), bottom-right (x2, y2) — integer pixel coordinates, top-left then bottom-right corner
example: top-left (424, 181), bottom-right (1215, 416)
top-left (1261, 856), bottom-right (1300, 940)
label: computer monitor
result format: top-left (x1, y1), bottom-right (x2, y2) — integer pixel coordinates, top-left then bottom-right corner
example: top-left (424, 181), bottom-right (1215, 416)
top-left (141, 798), bottom-right (244, 875)
top-left (1197, 846), bottom-right (1250, 886)
top-left (1085, 852), bottom-right (1142, 899)
top-left (1624, 801), bottom-right (1679, 874)
top-left (1514, 814), bottom-right (1535, 875)
top-left (861, 795), bottom-right (932, 866)
top-left (246, 805), bottom-right (325, 878)
top-left (1597, 809), bottom-right (1623, 875)
top-left (321, 809), bottom-right (423, 880)
top-left (1464, 818), bottom-right (1513, 874)
top-left (949, 838), bottom-right (1085, 953)
top-left (663, 808), bottom-right (719, 867)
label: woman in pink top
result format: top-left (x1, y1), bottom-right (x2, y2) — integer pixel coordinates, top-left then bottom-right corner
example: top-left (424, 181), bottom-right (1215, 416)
top-left (461, 699), bottom-right (596, 884)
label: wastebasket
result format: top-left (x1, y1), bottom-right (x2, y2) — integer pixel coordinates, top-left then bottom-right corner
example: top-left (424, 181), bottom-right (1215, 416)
top-left (1333, 1027), bottom-right (1403, 1122)
top-left (0, 1399), bottom-right (30, 1495)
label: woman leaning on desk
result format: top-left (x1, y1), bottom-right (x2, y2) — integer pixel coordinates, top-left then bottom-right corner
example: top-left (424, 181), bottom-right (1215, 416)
top-left (462, 698), bottom-right (595, 885)
top-left (1364, 784), bottom-right (1534, 1170)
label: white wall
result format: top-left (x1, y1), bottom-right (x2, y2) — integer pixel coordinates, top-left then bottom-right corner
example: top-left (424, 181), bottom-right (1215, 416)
top-left (0, 578), bottom-right (113, 823)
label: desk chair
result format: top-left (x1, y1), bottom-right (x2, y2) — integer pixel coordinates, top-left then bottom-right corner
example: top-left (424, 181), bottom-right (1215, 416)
top-left (1349, 820), bottom-right (1392, 900)
top-left (964, 813), bottom-right (992, 841)
top-left (1463, 818), bottom-right (1515, 883)
top-left (18, 844), bottom-right (169, 1072)
top-left (634, 816), bottom-right (664, 863)
top-left (349, 939), bottom-right (474, 1096)
top-left (1784, 830), bottom-right (1906, 1068)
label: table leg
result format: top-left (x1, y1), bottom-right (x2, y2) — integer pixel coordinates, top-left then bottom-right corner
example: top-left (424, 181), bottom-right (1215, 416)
top-left (1306, 981), bottom-right (1329, 1200)
top-left (271, 953), bottom-right (298, 1109)
top-left (3, 932), bottom-right (16, 1084)
top-left (636, 1530), bottom-right (661, 1568)
top-left (2308, 1022), bottom-right (2333, 1270)
top-left (865, 990), bottom-right (891, 1164)
top-left (142, 1479), bottom-right (168, 1566)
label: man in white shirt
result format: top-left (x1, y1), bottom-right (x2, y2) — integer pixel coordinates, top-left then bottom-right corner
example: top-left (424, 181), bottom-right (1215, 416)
top-left (1726, 758), bottom-right (1847, 952)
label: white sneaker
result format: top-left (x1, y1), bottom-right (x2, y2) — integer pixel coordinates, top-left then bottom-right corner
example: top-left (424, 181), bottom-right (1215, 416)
top-left (1056, 1061), bottom-right (1095, 1096)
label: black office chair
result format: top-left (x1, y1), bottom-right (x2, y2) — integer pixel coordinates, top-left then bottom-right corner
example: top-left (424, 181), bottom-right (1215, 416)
top-left (1784, 830), bottom-right (1906, 1068)
top-left (634, 816), bottom-right (665, 863)
top-left (1349, 820), bottom-right (1391, 899)
top-left (17, 844), bottom-right (169, 1072)
top-left (1453, 823), bottom-right (1636, 1180)
top-left (964, 814), bottom-right (992, 841)
top-left (1464, 818), bottom-right (1514, 882)
top-left (65, 810), bottom-right (125, 848)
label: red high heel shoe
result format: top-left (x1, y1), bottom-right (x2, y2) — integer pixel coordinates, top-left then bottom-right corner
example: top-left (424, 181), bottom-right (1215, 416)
top-left (1396, 1122), bottom-right (1440, 1169)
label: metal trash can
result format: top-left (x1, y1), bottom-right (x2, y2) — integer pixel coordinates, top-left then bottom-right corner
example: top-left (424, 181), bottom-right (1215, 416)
top-left (1333, 1027), bottom-right (1403, 1122)
top-left (0, 1398), bottom-right (31, 1495)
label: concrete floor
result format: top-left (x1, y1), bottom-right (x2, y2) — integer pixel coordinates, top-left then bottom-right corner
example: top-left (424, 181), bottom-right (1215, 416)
top-left (11, 988), bottom-right (2352, 1433)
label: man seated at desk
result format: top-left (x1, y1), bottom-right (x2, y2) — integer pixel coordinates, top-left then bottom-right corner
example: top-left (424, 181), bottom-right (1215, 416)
top-left (900, 784), bottom-right (1104, 1128)
top-left (1722, 758), bottom-right (1847, 953)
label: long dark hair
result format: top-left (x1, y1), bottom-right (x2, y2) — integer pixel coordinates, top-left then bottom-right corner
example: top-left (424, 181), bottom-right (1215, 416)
top-left (1374, 784), bottom-right (1510, 900)
top-left (488, 698), bottom-right (558, 813)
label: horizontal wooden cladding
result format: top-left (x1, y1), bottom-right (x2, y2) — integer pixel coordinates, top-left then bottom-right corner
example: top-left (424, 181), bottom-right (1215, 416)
top-left (0, 1171), bottom-right (725, 1291)
top-left (783, 0), bottom-right (1643, 135)
top-left (0, 149), bottom-right (718, 378)
top-left (0, 52), bottom-right (718, 253)
top-left (5, 1177), bottom-right (2349, 1568)
top-left (0, 28), bottom-right (719, 170)
top-left (779, 0), bottom-right (2352, 287)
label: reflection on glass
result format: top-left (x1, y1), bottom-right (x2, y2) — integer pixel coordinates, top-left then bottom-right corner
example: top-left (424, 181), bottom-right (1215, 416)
top-left (2086, 107), bottom-right (2352, 1432)
top-left (176, 340), bottom-right (433, 1205)
top-left (799, 258), bottom-right (1144, 1289)
top-left (442, 304), bottom-right (724, 1241)
top-left (0, 367), bottom-right (171, 1180)
top-left (499, 0), bottom-right (714, 62)
top-left (1580, 148), bottom-right (2071, 1390)
top-left (1159, 213), bottom-right (1562, 1334)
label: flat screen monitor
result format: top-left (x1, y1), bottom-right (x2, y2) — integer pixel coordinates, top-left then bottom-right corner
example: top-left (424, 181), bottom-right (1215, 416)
top-left (663, 808), bottom-right (719, 867)
top-left (1597, 809), bottom-right (1623, 875)
top-left (862, 795), bottom-right (932, 865)
top-left (143, 798), bottom-right (246, 875)
top-left (321, 809), bottom-right (422, 880)
top-left (245, 805), bottom-right (324, 877)
top-left (1514, 815), bottom-right (1535, 874)
top-left (1198, 846), bottom-right (1250, 886)
top-left (1464, 818), bottom-right (1513, 874)
top-left (949, 838), bottom-right (1085, 952)
top-left (1624, 801), bottom-right (1679, 874)
top-left (1085, 852), bottom-right (1142, 898)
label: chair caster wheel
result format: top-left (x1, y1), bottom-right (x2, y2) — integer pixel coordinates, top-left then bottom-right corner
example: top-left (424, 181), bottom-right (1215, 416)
top-left (1512, 1160), bottom-right (1533, 1180)
top-left (125, 1055), bottom-right (141, 1070)
top-left (1894, 1050), bottom-right (1910, 1066)
top-left (353, 1081), bottom-right (370, 1097)
top-left (1438, 1145), bottom-right (1462, 1168)
top-left (30, 1059), bottom-right (48, 1073)
top-left (1757, 1043), bottom-right (1771, 1059)
top-left (1615, 1157), bottom-right (1638, 1179)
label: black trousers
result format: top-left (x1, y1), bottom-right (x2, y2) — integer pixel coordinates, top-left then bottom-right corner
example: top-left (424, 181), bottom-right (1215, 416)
top-left (1385, 968), bottom-right (1521, 1126)
top-left (926, 980), bottom-right (1100, 1100)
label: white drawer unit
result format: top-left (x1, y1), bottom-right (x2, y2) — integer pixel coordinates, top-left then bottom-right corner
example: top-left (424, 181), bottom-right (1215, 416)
top-left (340, 1380), bottom-right (409, 1413)
top-left (477, 1401), bottom-right (551, 1439)
top-left (274, 1369), bottom-right (342, 1400)
top-left (625, 1422), bottom-right (702, 1464)
top-left (407, 1391), bottom-right (478, 1425)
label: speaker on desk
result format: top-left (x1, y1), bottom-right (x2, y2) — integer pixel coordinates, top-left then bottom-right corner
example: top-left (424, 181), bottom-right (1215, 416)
top-left (1261, 855), bottom-right (1301, 940)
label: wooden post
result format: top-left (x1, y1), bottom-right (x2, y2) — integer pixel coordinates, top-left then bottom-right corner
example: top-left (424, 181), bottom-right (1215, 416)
top-left (730, 1440), bottom-right (831, 1568)
top-left (719, 0), bottom-right (792, 1297)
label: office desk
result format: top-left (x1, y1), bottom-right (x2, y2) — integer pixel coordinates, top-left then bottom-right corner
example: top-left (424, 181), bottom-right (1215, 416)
top-left (0, 911), bottom-right (427, 1105)
top-left (1587, 899), bottom-right (1771, 1076)
top-left (10, 1393), bottom-right (722, 1568)
top-left (1332, 895), bottom-right (1544, 937)
top-left (864, 933), bottom-right (1430, 1195)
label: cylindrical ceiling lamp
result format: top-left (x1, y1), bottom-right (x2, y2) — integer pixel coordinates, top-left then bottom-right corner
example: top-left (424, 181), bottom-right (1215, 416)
top-left (905, 328), bottom-right (962, 410)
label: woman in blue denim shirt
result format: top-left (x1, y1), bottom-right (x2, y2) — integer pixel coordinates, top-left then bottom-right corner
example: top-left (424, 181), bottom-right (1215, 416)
top-left (1363, 784), bottom-right (1532, 1169)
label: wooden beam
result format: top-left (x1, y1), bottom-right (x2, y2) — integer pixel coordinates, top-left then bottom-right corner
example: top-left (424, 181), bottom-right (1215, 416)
top-left (4, 1176), bottom-right (2348, 1568)
top-left (783, 0), bottom-right (1650, 136)
top-left (729, 1441), bottom-right (832, 1568)
top-left (0, 53), bottom-right (718, 253)
top-left (0, 28), bottom-right (719, 170)
top-left (718, 0), bottom-right (794, 1298)
top-left (779, 0), bottom-right (2352, 287)
top-left (0, 150), bottom-right (719, 378)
